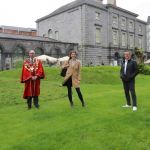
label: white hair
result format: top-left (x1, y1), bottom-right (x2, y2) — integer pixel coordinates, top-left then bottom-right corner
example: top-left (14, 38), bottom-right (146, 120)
top-left (29, 50), bottom-right (35, 54)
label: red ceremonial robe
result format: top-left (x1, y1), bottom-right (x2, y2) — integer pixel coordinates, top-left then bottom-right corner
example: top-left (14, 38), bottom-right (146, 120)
top-left (20, 58), bottom-right (45, 99)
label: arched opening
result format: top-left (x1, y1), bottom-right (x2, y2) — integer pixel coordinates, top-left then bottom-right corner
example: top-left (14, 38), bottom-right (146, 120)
top-left (66, 45), bottom-right (74, 53)
top-left (55, 31), bottom-right (59, 40)
top-left (50, 46), bottom-right (62, 58)
top-left (48, 29), bottom-right (53, 38)
top-left (34, 47), bottom-right (44, 56)
top-left (12, 44), bottom-right (26, 68)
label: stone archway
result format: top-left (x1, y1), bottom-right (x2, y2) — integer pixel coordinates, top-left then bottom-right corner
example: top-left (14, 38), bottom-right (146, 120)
top-left (12, 44), bottom-right (26, 68)
top-left (34, 47), bottom-right (44, 56)
top-left (50, 46), bottom-right (62, 58)
top-left (66, 44), bottom-right (74, 53)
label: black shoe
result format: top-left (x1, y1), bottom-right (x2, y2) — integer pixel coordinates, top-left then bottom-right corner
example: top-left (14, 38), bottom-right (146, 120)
top-left (35, 105), bottom-right (40, 109)
top-left (28, 106), bottom-right (31, 110)
top-left (82, 103), bottom-right (86, 107)
top-left (70, 103), bottom-right (74, 108)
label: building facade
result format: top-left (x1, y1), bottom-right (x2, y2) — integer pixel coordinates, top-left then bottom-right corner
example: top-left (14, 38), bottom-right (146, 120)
top-left (36, 0), bottom-right (149, 65)
top-left (0, 33), bottom-right (78, 70)
top-left (147, 16), bottom-right (150, 58)
top-left (0, 26), bottom-right (37, 36)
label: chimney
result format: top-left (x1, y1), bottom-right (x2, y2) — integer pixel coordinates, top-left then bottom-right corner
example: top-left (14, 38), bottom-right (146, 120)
top-left (107, 0), bottom-right (116, 6)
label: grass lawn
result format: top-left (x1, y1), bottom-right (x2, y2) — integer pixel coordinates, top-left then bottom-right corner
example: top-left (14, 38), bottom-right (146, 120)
top-left (0, 66), bottom-right (150, 150)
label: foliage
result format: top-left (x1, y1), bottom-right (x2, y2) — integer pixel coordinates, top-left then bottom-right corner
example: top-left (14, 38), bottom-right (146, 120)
top-left (138, 64), bottom-right (150, 75)
top-left (134, 47), bottom-right (144, 64)
top-left (137, 63), bottom-right (145, 74)
top-left (134, 47), bottom-right (150, 75)
top-left (12, 60), bottom-right (23, 69)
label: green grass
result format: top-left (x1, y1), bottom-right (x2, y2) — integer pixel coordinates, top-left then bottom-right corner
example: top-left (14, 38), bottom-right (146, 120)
top-left (0, 66), bottom-right (150, 150)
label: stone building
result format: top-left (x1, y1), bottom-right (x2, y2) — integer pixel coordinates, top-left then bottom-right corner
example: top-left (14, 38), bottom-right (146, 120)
top-left (36, 0), bottom-right (149, 65)
top-left (147, 16), bottom-right (150, 58)
top-left (0, 33), bottom-right (78, 70)
top-left (0, 25), bottom-right (37, 36)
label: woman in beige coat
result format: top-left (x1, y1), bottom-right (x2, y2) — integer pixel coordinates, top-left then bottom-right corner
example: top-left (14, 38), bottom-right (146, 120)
top-left (62, 51), bottom-right (85, 107)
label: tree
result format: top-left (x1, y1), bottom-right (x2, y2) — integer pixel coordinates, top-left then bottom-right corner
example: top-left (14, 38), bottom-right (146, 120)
top-left (134, 47), bottom-right (144, 64)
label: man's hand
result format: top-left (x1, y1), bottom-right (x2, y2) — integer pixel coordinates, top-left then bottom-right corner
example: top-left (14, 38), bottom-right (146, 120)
top-left (32, 76), bottom-right (37, 80)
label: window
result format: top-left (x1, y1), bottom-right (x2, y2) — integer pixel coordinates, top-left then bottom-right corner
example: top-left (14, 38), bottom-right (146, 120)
top-left (95, 27), bottom-right (101, 44)
top-left (112, 30), bottom-right (118, 45)
top-left (55, 31), bottom-right (59, 40)
top-left (129, 34), bottom-right (134, 48)
top-left (138, 36), bottom-right (142, 49)
top-left (148, 32), bottom-right (150, 37)
top-left (43, 34), bottom-right (46, 37)
top-left (147, 38), bottom-right (150, 44)
top-left (48, 29), bottom-right (53, 38)
top-left (139, 25), bottom-right (142, 34)
top-left (121, 17), bottom-right (126, 29)
top-left (121, 32), bottom-right (127, 47)
top-left (148, 46), bottom-right (150, 51)
top-left (129, 21), bottom-right (134, 30)
top-left (148, 25), bottom-right (150, 29)
top-left (112, 15), bottom-right (118, 28)
top-left (96, 12), bottom-right (101, 20)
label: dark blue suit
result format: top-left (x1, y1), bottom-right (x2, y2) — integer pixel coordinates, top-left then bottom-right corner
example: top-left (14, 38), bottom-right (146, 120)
top-left (120, 59), bottom-right (138, 106)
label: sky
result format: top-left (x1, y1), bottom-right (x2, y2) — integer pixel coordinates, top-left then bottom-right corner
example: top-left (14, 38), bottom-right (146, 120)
top-left (0, 0), bottom-right (149, 28)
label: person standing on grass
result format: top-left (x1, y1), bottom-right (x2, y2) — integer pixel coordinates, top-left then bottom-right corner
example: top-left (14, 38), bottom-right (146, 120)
top-left (120, 51), bottom-right (138, 111)
top-left (62, 50), bottom-right (85, 107)
top-left (20, 50), bottom-right (45, 109)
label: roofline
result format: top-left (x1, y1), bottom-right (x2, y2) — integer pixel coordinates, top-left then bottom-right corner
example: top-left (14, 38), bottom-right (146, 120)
top-left (0, 25), bottom-right (36, 31)
top-left (0, 33), bottom-right (78, 45)
top-left (106, 4), bottom-right (138, 17)
top-left (36, 6), bottom-right (80, 23)
top-left (136, 19), bottom-right (147, 24)
top-left (36, 2), bottom-right (107, 23)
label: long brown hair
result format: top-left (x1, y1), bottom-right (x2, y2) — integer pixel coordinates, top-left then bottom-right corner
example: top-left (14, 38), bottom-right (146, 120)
top-left (68, 50), bottom-right (77, 60)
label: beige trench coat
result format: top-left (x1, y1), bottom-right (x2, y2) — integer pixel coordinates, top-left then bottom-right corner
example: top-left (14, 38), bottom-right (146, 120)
top-left (62, 59), bottom-right (81, 88)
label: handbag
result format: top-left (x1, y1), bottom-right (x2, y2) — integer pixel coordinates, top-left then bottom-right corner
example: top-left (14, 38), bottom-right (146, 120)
top-left (60, 68), bottom-right (67, 77)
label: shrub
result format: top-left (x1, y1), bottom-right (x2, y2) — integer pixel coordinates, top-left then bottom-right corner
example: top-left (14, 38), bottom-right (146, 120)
top-left (138, 64), bottom-right (150, 75)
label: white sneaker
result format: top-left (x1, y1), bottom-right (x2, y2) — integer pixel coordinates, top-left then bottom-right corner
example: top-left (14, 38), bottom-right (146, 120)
top-left (133, 106), bottom-right (137, 111)
top-left (122, 104), bottom-right (131, 108)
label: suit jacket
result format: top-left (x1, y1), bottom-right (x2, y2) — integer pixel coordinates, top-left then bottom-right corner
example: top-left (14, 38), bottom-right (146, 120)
top-left (120, 59), bottom-right (138, 82)
top-left (62, 59), bottom-right (81, 88)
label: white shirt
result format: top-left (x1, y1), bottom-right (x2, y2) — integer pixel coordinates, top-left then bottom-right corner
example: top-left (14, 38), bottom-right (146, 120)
top-left (124, 60), bottom-right (128, 75)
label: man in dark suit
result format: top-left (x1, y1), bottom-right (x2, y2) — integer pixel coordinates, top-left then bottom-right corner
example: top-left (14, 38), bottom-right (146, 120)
top-left (120, 51), bottom-right (138, 111)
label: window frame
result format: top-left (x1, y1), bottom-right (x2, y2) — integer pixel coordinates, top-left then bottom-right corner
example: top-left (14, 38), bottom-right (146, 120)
top-left (112, 14), bottom-right (118, 28)
top-left (112, 30), bottom-right (119, 46)
top-left (95, 12), bottom-right (101, 20)
top-left (129, 34), bottom-right (134, 48)
top-left (121, 32), bottom-right (127, 47)
top-left (55, 31), bottom-right (59, 40)
top-left (48, 29), bottom-right (53, 38)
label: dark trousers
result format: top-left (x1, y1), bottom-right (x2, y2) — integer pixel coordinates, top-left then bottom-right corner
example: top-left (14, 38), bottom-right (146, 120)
top-left (67, 85), bottom-right (85, 107)
top-left (122, 79), bottom-right (137, 106)
top-left (27, 96), bottom-right (39, 109)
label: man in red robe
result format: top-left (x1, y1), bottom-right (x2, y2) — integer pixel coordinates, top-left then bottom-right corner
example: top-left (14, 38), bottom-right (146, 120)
top-left (21, 50), bottom-right (45, 109)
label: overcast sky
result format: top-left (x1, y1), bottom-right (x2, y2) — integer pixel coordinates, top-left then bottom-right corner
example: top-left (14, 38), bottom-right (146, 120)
top-left (0, 0), bottom-right (149, 28)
